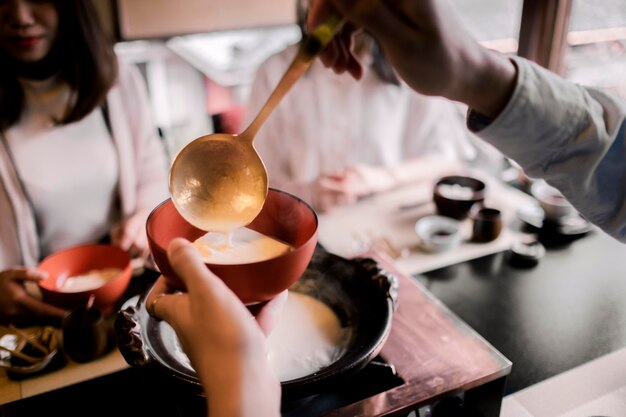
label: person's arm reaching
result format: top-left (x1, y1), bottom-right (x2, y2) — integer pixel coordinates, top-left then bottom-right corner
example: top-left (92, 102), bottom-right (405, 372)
top-left (308, 0), bottom-right (517, 118)
top-left (309, 0), bottom-right (626, 243)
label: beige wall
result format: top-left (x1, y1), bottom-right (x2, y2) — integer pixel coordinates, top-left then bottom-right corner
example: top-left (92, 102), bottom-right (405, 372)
top-left (116, 0), bottom-right (297, 40)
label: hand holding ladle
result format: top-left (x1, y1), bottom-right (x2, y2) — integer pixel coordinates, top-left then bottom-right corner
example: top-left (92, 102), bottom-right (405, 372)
top-left (169, 15), bottom-right (346, 233)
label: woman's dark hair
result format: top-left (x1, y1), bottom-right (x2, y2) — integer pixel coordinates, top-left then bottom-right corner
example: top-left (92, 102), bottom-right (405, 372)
top-left (0, 0), bottom-right (118, 130)
top-left (295, 0), bottom-right (399, 86)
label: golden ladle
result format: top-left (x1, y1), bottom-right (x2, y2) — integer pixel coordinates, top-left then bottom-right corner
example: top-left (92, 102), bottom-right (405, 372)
top-left (169, 15), bottom-right (346, 233)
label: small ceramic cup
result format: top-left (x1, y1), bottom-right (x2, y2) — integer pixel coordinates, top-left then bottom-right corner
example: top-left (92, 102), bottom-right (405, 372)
top-left (62, 307), bottom-right (112, 363)
top-left (415, 215), bottom-right (463, 253)
top-left (471, 207), bottom-right (503, 243)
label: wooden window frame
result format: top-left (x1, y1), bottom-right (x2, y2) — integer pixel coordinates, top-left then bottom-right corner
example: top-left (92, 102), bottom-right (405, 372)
top-left (518, 0), bottom-right (574, 75)
top-left (99, 0), bottom-right (577, 76)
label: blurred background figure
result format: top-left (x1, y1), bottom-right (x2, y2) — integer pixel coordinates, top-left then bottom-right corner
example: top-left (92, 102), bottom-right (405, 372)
top-left (0, 0), bottom-right (168, 325)
top-left (244, 0), bottom-right (503, 213)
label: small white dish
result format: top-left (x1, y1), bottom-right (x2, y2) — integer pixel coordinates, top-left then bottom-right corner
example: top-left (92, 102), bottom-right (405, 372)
top-left (415, 215), bottom-right (463, 253)
top-left (530, 180), bottom-right (574, 221)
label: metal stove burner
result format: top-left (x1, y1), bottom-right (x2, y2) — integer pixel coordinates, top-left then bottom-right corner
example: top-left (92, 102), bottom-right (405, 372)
top-left (167, 356), bottom-right (403, 417)
top-left (281, 357), bottom-right (403, 417)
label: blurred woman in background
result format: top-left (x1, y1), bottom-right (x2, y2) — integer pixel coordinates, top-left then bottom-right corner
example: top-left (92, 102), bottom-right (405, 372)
top-left (0, 0), bottom-right (168, 325)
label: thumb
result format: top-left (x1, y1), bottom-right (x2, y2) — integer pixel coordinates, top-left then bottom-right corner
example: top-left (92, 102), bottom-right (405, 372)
top-left (166, 238), bottom-right (227, 297)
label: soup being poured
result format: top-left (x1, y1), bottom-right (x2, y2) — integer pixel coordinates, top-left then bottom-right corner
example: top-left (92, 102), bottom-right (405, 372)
top-left (192, 227), bottom-right (293, 264)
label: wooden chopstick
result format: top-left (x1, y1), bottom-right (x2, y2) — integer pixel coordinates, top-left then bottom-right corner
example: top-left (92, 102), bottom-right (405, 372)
top-left (6, 325), bottom-right (49, 354)
top-left (0, 345), bottom-right (40, 364)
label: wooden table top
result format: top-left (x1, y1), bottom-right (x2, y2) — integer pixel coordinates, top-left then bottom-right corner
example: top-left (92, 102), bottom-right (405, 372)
top-left (0, 251), bottom-right (510, 415)
top-left (0, 343), bottom-right (128, 405)
top-left (325, 251), bottom-right (512, 417)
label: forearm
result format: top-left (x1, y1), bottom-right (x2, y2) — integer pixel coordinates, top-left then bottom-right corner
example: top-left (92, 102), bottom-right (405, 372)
top-left (314, 0), bottom-right (518, 120)
top-left (452, 47), bottom-right (517, 118)
top-left (199, 354), bottom-right (281, 417)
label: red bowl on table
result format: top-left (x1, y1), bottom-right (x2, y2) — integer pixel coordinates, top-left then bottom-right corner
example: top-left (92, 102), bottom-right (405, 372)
top-left (146, 188), bottom-right (319, 305)
top-left (37, 244), bottom-right (132, 313)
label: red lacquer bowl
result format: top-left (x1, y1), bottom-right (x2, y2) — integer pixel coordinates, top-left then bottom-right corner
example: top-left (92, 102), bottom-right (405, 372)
top-left (38, 244), bottom-right (132, 313)
top-left (146, 188), bottom-right (318, 304)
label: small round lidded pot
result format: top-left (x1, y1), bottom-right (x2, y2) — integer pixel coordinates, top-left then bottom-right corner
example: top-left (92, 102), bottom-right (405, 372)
top-left (433, 175), bottom-right (486, 220)
top-left (62, 306), bottom-right (113, 363)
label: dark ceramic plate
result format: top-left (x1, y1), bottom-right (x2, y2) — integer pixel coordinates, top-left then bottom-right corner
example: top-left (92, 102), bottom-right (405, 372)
top-left (115, 245), bottom-right (398, 402)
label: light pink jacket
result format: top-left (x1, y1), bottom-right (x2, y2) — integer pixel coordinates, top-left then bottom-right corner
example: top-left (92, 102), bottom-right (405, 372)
top-left (0, 62), bottom-right (169, 269)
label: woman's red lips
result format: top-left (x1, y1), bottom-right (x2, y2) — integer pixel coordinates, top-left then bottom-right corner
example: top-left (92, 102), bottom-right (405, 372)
top-left (14, 36), bottom-right (42, 48)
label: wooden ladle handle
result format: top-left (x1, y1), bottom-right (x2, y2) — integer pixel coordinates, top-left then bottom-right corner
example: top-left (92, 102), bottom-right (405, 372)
top-left (240, 13), bottom-right (346, 140)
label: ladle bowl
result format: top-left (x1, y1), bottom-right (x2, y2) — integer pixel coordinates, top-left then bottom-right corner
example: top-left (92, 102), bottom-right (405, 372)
top-left (168, 14), bottom-right (345, 232)
top-left (169, 133), bottom-right (267, 233)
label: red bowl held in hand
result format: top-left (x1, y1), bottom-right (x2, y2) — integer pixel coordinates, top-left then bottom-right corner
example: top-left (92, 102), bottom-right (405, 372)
top-left (146, 188), bottom-right (319, 305)
top-left (37, 244), bottom-right (132, 313)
